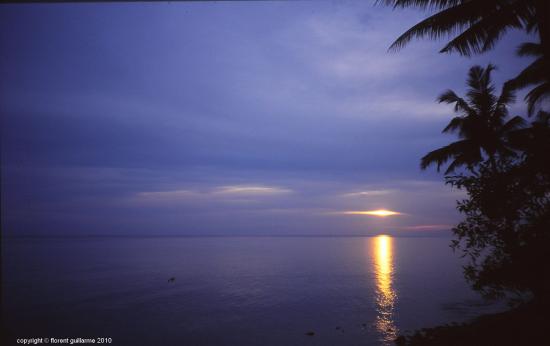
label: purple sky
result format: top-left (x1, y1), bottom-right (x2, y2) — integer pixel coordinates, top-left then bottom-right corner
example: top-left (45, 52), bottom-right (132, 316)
top-left (0, 1), bottom-right (535, 236)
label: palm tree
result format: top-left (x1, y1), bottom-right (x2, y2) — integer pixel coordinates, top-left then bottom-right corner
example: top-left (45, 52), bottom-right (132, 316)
top-left (379, 0), bottom-right (550, 114)
top-left (380, 0), bottom-right (548, 56)
top-left (421, 64), bottom-right (524, 174)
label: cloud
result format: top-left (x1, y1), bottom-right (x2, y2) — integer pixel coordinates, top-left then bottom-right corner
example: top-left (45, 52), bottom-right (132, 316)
top-left (134, 184), bottom-right (292, 203)
top-left (342, 189), bottom-right (394, 197)
top-left (136, 189), bottom-right (199, 199)
top-left (336, 93), bottom-right (453, 120)
top-left (2, 2), bottom-right (526, 235)
top-left (213, 185), bottom-right (293, 195)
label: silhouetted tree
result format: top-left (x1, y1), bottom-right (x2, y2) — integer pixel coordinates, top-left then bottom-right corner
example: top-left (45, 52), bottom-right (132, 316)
top-left (421, 64), bottom-right (524, 174)
top-left (446, 125), bottom-right (550, 300)
top-left (423, 68), bottom-right (550, 302)
top-left (380, 0), bottom-right (550, 114)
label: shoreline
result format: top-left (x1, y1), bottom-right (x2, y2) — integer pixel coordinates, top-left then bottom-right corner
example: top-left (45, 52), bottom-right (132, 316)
top-left (395, 302), bottom-right (547, 345)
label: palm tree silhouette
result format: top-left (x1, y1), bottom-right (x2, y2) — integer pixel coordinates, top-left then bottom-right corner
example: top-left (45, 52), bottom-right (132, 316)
top-left (380, 0), bottom-right (548, 57)
top-left (421, 64), bottom-right (524, 174)
top-left (380, 0), bottom-right (550, 114)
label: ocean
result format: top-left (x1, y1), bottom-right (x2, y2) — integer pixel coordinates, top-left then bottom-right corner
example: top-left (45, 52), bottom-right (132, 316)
top-left (2, 236), bottom-right (502, 345)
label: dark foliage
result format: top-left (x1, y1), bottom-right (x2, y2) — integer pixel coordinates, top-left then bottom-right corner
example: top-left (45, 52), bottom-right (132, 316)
top-left (394, 302), bottom-right (547, 345)
top-left (446, 154), bottom-right (550, 300)
top-left (423, 66), bottom-right (550, 301)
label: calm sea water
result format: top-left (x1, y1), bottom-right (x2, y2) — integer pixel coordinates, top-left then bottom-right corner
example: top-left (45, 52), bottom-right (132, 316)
top-left (2, 236), bottom-right (502, 345)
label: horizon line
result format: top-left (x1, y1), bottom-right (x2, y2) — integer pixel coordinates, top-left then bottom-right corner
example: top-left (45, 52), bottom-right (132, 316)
top-left (2, 232), bottom-right (453, 239)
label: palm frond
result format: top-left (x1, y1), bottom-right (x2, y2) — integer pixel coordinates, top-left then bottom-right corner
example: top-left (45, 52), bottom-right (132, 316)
top-left (438, 89), bottom-right (474, 115)
top-left (466, 65), bottom-right (496, 93)
top-left (378, 0), bottom-right (466, 11)
top-left (444, 155), bottom-right (473, 175)
top-left (526, 82), bottom-right (550, 116)
top-left (496, 81), bottom-right (516, 106)
top-left (387, 1), bottom-right (531, 56)
top-left (388, 2), bottom-right (493, 53)
top-left (508, 58), bottom-right (546, 90)
top-left (421, 139), bottom-right (480, 173)
top-left (494, 81), bottom-right (516, 118)
top-left (464, 65), bottom-right (497, 115)
top-left (439, 2), bottom-right (527, 55)
top-left (442, 116), bottom-right (465, 134)
top-left (516, 42), bottom-right (542, 57)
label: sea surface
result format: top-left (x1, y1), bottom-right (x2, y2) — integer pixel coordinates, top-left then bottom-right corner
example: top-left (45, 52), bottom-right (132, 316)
top-left (2, 236), bottom-right (503, 345)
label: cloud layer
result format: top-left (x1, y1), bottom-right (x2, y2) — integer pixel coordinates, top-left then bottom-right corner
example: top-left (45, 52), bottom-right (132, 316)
top-left (0, 1), bottom-right (533, 236)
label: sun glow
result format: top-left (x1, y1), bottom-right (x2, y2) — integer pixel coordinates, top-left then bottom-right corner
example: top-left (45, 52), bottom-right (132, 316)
top-left (343, 209), bottom-right (402, 217)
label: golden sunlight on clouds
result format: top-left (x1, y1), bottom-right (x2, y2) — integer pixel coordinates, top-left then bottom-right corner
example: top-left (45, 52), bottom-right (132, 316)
top-left (342, 209), bottom-right (402, 217)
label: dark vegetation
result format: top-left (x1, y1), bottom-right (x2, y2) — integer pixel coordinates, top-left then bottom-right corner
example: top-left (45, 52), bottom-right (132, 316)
top-left (394, 302), bottom-right (547, 346)
top-left (379, 1), bottom-right (549, 344)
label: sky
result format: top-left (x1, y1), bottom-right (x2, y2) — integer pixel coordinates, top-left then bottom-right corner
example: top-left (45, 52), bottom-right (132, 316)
top-left (0, 1), bottom-right (535, 236)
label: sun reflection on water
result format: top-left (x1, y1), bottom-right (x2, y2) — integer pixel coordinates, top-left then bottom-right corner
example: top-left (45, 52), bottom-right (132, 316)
top-left (371, 235), bottom-right (398, 344)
